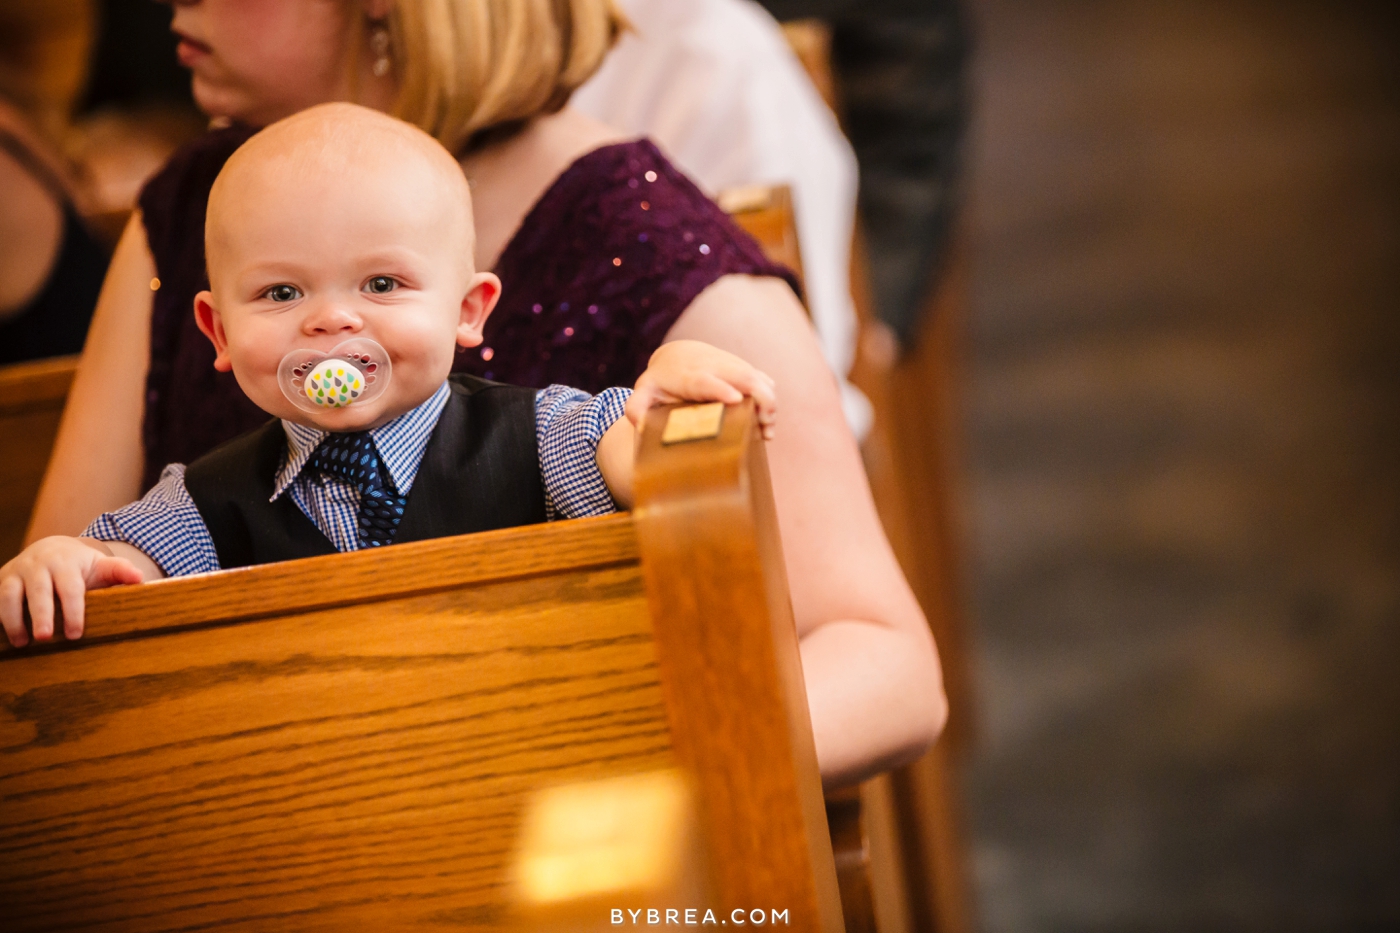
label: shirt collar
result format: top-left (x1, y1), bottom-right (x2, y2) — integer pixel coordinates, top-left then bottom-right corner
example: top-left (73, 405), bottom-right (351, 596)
top-left (271, 381), bottom-right (452, 501)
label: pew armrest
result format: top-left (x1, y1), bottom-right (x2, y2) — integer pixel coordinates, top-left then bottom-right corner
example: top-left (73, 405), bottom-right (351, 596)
top-left (634, 400), bottom-right (844, 931)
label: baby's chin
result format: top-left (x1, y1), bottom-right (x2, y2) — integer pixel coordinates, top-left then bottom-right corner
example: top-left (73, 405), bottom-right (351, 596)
top-left (283, 401), bottom-right (396, 434)
top-left (248, 388), bottom-right (395, 434)
top-left (244, 370), bottom-right (444, 434)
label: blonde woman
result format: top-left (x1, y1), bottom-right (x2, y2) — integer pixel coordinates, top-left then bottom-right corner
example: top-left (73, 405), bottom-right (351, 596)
top-left (29, 0), bottom-right (944, 789)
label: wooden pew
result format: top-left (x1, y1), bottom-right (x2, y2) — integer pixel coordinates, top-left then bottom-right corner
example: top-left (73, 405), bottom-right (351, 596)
top-left (726, 25), bottom-right (978, 931)
top-left (720, 184), bottom-right (893, 933)
top-left (720, 183), bottom-right (807, 299)
top-left (0, 355), bottom-right (78, 563)
top-left (0, 401), bottom-right (844, 932)
top-left (509, 768), bottom-right (710, 929)
top-left (849, 238), bottom-right (974, 933)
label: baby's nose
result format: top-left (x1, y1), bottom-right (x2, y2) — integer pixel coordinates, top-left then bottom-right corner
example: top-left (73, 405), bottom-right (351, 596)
top-left (303, 303), bottom-right (363, 335)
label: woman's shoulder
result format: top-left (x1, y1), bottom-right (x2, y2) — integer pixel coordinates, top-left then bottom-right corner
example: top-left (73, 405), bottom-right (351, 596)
top-left (470, 138), bottom-right (799, 393)
top-left (499, 136), bottom-right (797, 299)
top-left (137, 123), bottom-right (257, 254)
top-left (507, 138), bottom-right (746, 250)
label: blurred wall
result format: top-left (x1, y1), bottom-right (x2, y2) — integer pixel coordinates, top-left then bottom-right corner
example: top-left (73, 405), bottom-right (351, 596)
top-left (0, 0), bottom-right (93, 139)
top-left (760, 0), bottom-right (970, 344)
top-left (78, 0), bottom-right (191, 113)
top-left (960, 0), bottom-right (1400, 929)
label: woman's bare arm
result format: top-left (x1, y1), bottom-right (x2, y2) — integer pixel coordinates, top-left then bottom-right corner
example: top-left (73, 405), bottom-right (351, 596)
top-left (0, 147), bottom-right (63, 320)
top-left (666, 274), bottom-right (948, 789)
top-left (25, 213), bottom-right (154, 542)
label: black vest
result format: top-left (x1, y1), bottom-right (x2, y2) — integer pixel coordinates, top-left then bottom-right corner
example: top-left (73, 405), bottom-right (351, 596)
top-left (183, 375), bottom-right (547, 569)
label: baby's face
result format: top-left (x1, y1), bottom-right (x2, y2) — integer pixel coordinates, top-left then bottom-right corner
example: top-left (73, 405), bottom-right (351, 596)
top-left (196, 123), bottom-right (494, 432)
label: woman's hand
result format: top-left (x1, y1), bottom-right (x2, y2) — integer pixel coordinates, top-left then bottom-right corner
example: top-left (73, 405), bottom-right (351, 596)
top-left (626, 339), bottom-right (777, 440)
top-left (0, 537), bottom-right (146, 647)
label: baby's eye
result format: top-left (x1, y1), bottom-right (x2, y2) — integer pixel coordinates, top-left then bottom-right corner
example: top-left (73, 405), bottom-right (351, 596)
top-left (365, 276), bottom-right (397, 295)
top-left (265, 284), bottom-right (301, 302)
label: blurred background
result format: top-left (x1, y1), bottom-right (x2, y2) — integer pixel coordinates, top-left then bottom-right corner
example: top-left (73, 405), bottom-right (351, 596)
top-left (957, 1), bottom-right (1399, 930)
top-left (0, 0), bottom-right (199, 243)
top-left (2, 0), bottom-right (1398, 929)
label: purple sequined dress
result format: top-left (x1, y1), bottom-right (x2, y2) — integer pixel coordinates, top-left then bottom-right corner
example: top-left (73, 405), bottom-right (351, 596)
top-left (137, 126), bottom-right (798, 490)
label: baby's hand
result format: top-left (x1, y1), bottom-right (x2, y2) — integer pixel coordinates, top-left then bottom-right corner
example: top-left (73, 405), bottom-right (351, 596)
top-left (626, 340), bottom-right (778, 440)
top-left (0, 537), bottom-right (144, 647)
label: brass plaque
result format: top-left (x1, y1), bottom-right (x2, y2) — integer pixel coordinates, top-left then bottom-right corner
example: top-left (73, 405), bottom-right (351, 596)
top-left (661, 402), bottom-right (725, 445)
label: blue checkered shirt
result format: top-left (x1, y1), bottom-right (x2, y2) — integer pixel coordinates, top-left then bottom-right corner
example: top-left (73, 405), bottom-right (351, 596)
top-left (84, 382), bottom-right (631, 577)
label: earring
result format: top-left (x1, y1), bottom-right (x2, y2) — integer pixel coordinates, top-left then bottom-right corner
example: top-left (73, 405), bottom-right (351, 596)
top-left (370, 25), bottom-right (391, 78)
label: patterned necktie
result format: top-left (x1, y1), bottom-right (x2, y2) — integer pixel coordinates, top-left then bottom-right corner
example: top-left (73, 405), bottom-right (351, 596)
top-left (308, 431), bottom-right (408, 548)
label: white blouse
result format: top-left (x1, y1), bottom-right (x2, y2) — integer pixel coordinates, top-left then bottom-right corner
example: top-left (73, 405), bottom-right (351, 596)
top-left (573, 0), bottom-right (872, 438)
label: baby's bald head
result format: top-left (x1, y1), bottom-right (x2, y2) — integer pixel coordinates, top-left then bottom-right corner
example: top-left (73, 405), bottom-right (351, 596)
top-left (192, 102), bottom-right (501, 431)
top-left (206, 102), bottom-right (476, 285)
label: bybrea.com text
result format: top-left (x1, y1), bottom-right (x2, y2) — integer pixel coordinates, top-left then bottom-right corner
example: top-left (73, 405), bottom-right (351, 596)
top-left (612, 908), bottom-right (790, 925)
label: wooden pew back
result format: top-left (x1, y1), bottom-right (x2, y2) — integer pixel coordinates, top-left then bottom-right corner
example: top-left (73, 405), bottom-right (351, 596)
top-left (0, 355), bottom-right (77, 562)
top-left (0, 402), bottom-right (843, 932)
top-left (720, 183), bottom-right (807, 303)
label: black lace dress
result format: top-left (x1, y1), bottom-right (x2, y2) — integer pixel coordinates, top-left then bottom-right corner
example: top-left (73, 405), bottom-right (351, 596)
top-left (0, 130), bottom-right (108, 365)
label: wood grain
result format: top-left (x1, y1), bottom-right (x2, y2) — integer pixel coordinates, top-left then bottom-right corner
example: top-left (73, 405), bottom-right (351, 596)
top-left (0, 513), bottom-right (639, 653)
top-left (1, 567), bottom-right (669, 931)
top-left (1, 397), bottom-right (844, 930)
top-left (634, 400), bottom-right (846, 932)
top-left (0, 355), bottom-right (77, 563)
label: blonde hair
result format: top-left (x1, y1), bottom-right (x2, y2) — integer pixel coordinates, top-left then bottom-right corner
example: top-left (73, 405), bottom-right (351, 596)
top-left (384, 0), bottom-right (625, 155)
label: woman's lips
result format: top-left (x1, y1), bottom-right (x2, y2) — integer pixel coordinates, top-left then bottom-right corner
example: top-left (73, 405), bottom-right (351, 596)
top-left (174, 33), bottom-right (211, 67)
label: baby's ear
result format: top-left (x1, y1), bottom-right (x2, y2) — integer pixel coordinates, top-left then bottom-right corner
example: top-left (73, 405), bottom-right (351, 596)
top-left (193, 291), bottom-right (234, 372)
top-left (456, 272), bottom-right (502, 349)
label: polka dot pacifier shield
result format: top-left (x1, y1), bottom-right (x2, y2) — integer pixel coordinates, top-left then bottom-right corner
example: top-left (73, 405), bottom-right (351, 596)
top-left (305, 360), bottom-right (362, 407)
top-left (278, 338), bottom-right (392, 414)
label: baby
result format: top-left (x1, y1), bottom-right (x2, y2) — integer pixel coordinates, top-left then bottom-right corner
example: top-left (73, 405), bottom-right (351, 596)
top-left (0, 103), bottom-right (776, 648)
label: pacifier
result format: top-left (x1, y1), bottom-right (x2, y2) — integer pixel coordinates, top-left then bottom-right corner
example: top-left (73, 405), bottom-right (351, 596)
top-left (278, 337), bottom-right (392, 413)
